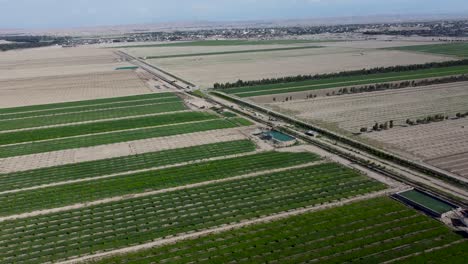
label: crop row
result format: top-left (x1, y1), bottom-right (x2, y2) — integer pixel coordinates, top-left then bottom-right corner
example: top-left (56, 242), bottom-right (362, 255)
top-left (0, 96), bottom-right (182, 121)
top-left (92, 197), bottom-right (467, 264)
top-left (0, 92), bottom-right (177, 115)
top-left (0, 164), bottom-right (385, 263)
top-left (0, 112), bottom-right (217, 146)
top-left (0, 119), bottom-right (242, 158)
top-left (0, 151), bottom-right (320, 216)
top-left (0, 140), bottom-right (256, 192)
top-left (0, 102), bottom-right (187, 131)
top-left (224, 65), bottom-right (468, 97)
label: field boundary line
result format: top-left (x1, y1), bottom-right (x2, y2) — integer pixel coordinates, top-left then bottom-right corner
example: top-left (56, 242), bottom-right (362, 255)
top-left (0, 110), bottom-right (191, 134)
top-left (57, 187), bottom-right (399, 264)
top-left (0, 127), bottom-right (249, 173)
top-left (0, 100), bottom-right (182, 122)
top-left (0, 161), bottom-right (325, 222)
top-left (0, 150), bottom-right (264, 195)
top-left (0, 118), bottom-right (220, 147)
top-left (0, 95), bottom-right (178, 116)
top-left (232, 69), bottom-right (468, 96)
top-left (382, 239), bottom-right (467, 264)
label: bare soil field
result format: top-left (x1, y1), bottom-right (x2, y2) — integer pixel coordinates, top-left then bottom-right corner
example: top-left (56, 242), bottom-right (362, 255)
top-left (0, 71), bottom-right (151, 108)
top-left (268, 82), bottom-right (468, 132)
top-left (267, 82), bottom-right (468, 178)
top-left (147, 46), bottom-right (452, 87)
top-left (0, 46), bottom-right (129, 80)
top-left (124, 43), bottom-right (321, 58)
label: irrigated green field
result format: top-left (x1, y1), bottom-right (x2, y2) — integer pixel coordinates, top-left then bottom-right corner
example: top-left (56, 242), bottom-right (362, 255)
top-left (92, 197), bottom-right (468, 264)
top-left (221, 65), bottom-right (468, 97)
top-left (0, 164), bottom-right (385, 263)
top-left (390, 43), bottom-right (468, 58)
top-left (0, 151), bottom-right (321, 216)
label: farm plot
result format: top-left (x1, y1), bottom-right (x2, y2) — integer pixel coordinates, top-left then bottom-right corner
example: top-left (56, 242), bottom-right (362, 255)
top-left (223, 65), bottom-right (468, 97)
top-left (92, 197), bottom-right (467, 264)
top-left (0, 164), bottom-right (385, 263)
top-left (0, 139), bottom-right (256, 192)
top-left (0, 92), bottom-right (177, 115)
top-left (0, 112), bottom-right (217, 145)
top-left (389, 43), bottom-right (468, 57)
top-left (0, 118), bottom-right (247, 158)
top-left (0, 151), bottom-right (320, 216)
top-left (0, 102), bottom-right (186, 131)
top-left (268, 82), bottom-right (468, 133)
top-left (0, 70), bottom-right (153, 108)
top-left (147, 46), bottom-right (451, 87)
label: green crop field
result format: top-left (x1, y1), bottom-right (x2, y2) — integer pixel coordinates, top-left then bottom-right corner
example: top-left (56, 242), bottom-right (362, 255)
top-left (0, 164), bottom-right (385, 263)
top-left (0, 140), bottom-right (256, 192)
top-left (0, 92), bottom-right (177, 115)
top-left (221, 65), bottom-right (468, 97)
top-left (1, 151), bottom-right (320, 216)
top-left (144, 46), bottom-right (323, 59)
top-left (0, 96), bottom-right (182, 121)
top-left (0, 112), bottom-right (217, 145)
top-left (0, 119), bottom-right (243, 158)
top-left (92, 197), bottom-right (468, 264)
top-left (389, 43), bottom-right (468, 57)
top-left (0, 102), bottom-right (187, 131)
top-left (115, 39), bottom-right (335, 48)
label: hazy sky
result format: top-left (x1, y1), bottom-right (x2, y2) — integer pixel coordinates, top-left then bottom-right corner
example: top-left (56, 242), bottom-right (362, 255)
top-left (1, 0), bottom-right (467, 29)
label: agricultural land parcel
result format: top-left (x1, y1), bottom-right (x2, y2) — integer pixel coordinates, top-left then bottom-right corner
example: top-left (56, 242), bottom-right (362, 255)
top-left (128, 41), bottom-right (454, 87)
top-left (389, 42), bottom-right (468, 58)
top-left (0, 45), bottom-right (153, 108)
top-left (92, 197), bottom-right (468, 264)
top-left (0, 41), bottom-right (466, 264)
top-left (266, 81), bottom-right (468, 179)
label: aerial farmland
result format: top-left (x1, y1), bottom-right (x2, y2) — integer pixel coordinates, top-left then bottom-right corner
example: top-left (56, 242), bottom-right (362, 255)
top-left (1, 24), bottom-right (468, 264)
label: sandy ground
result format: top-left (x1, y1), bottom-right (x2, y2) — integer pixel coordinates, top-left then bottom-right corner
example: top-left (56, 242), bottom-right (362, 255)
top-left (268, 82), bottom-right (468, 132)
top-left (0, 70), bottom-right (152, 108)
top-left (148, 47), bottom-right (452, 87)
top-left (124, 43), bottom-right (322, 58)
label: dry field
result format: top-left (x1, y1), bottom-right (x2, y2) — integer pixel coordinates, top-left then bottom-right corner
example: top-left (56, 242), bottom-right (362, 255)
top-left (0, 71), bottom-right (152, 108)
top-left (0, 45), bottom-right (155, 107)
top-left (146, 43), bottom-right (452, 87)
top-left (124, 43), bottom-right (321, 58)
top-left (267, 82), bottom-right (468, 178)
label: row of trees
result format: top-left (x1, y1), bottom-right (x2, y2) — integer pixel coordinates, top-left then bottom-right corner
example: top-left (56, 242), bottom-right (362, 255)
top-left (213, 59), bottom-right (468, 89)
top-left (361, 111), bottom-right (468, 133)
top-left (0, 36), bottom-right (68, 52)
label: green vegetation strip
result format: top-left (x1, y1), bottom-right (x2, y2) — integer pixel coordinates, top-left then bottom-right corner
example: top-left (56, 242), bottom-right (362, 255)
top-left (0, 93), bottom-right (177, 115)
top-left (92, 197), bottom-right (467, 264)
top-left (116, 39), bottom-right (334, 48)
top-left (0, 96), bottom-right (182, 121)
top-left (0, 102), bottom-right (187, 131)
top-left (144, 46), bottom-right (323, 59)
top-left (225, 65), bottom-right (468, 97)
top-left (0, 163), bottom-right (385, 263)
top-left (398, 190), bottom-right (456, 214)
top-left (0, 119), bottom-right (242, 158)
top-left (0, 140), bottom-right (256, 192)
top-left (0, 112), bottom-right (216, 145)
top-left (0, 151), bottom-right (320, 216)
top-left (389, 43), bottom-right (468, 57)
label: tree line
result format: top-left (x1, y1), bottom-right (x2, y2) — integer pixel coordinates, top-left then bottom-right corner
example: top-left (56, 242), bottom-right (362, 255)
top-left (0, 35), bottom-right (69, 52)
top-left (213, 59), bottom-right (468, 89)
